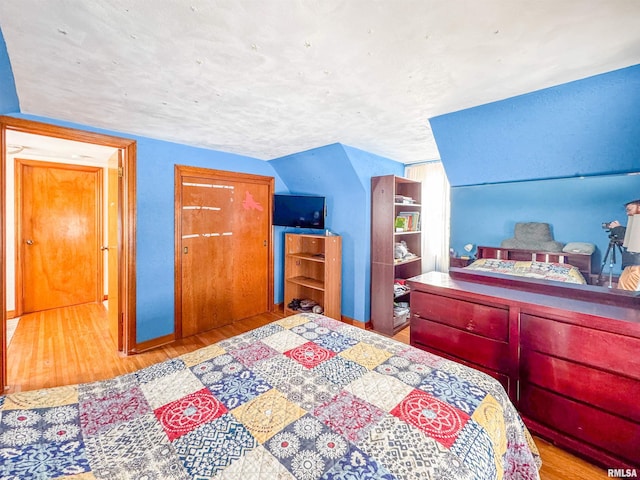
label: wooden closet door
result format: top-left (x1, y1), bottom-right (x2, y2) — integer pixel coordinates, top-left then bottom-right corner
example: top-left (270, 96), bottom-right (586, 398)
top-left (230, 179), bottom-right (271, 320)
top-left (176, 167), bottom-right (272, 338)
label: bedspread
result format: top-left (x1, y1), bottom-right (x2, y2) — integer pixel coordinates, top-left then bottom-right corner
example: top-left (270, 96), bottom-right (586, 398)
top-left (465, 258), bottom-right (586, 284)
top-left (0, 313), bottom-right (541, 479)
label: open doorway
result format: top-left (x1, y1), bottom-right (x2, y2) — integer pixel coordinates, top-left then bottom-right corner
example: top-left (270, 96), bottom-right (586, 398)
top-left (0, 116), bottom-right (137, 390)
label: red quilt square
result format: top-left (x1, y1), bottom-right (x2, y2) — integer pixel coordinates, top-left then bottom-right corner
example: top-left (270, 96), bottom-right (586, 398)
top-left (390, 389), bottom-right (469, 448)
top-left (155, 388), bottom-right (227, 441)
top-left (313, 390), bottom-right (385, 442)
top-left (232, 341), bottom-right (279, 367)
top-left (80, 386), bottom-right (150, 437)
top-left (284, 341), bottom-right (336, 369)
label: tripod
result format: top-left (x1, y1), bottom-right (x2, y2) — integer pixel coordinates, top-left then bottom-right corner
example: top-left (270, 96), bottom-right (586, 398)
top-left (597, 239), bottom-right (624, 288)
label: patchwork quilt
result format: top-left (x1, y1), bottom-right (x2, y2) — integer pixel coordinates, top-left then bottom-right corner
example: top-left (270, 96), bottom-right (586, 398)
top-left (0, 313), bottom-right (541, 479)
top-left (465, 258), bottom-right (586, 284)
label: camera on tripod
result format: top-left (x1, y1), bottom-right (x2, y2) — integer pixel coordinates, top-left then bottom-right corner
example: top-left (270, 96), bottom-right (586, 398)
top-left (601, 222), bottom-right (625, 245)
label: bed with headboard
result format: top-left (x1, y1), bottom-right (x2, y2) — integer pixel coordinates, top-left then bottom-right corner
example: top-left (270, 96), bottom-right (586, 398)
top-left (466, 245), bottom-right (593, 285)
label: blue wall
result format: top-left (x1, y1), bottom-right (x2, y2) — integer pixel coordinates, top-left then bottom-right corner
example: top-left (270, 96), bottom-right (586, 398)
top-left (270, 144), bottom-right (404, 323)
top-left (432, 64), bottom-right (640, 187)
top-left (432, 65), bottom-right (640, 274)
top-left (0, 29), bottom-right (19, 113)
top-left (11, 114), bottom-right (288, 342)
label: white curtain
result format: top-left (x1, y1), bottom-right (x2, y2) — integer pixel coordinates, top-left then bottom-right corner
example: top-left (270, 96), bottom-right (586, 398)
top-left (405, 161), bottom-right (450, 273)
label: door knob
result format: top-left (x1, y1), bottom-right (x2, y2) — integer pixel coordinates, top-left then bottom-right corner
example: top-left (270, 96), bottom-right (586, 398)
top-left (101, 246), bottom-right (109, 251)
top-left (26, 239), bottom-right (34, 245)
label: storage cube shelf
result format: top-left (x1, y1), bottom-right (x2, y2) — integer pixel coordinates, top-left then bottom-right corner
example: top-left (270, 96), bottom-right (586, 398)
top-left (284, 233), bottom-right (342, 320)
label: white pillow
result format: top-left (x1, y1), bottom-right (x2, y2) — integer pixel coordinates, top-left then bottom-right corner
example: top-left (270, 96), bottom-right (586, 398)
top-left (562, 242), bottom-right (595, 254)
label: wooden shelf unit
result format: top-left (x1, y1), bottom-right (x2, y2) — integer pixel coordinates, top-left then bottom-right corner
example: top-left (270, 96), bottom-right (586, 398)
top-left (284, 233), bottom-right (342, 320)
top-left (370, 175), bottom-right (422, 336)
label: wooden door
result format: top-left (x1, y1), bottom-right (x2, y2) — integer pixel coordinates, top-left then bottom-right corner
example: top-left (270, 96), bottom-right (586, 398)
top-left (18, 160), bottom-right (102, 313)
top-left (175, 166), bottom-right (273, 338)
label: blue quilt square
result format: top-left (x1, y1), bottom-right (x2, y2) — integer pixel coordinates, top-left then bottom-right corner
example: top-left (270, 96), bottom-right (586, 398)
top-left (0, 440), bottom-right (89, 479)
top-left (418, 369), bottom-right (486, 415)
top-left (208, 370), bottom-right (272, 409)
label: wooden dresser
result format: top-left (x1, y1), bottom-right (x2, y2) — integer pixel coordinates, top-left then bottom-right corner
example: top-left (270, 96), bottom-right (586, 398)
top-left (407, 271), bottom-right (640, 469)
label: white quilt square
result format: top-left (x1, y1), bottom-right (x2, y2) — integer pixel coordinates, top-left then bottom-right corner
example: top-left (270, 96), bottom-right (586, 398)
top-left (141, 368), bottom-right (204, 410)
top-left (260, 329), bottom-right (308, 353)
top-left (345, 370), bottom-right (413, 412)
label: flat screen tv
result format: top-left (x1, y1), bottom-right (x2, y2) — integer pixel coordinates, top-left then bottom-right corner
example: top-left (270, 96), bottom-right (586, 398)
top-left (273, 194), bottom-right (326, 229)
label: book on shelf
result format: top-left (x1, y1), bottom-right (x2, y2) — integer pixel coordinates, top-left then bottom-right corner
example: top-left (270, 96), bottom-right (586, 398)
top-left (396, 211), bottom-right (420, 232)
top-left (395, 216), bottom-right (408, 232)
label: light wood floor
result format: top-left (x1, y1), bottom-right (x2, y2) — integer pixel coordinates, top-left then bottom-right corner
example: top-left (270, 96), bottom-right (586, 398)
top-left (4, 303), bottom-right (608, 480)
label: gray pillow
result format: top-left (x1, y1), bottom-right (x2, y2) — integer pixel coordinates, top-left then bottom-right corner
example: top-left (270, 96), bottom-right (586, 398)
top-left (501, 238), bottom-right (564, 252)
top-left (562, 242), bottom-right (595, 254)
top-left (513, 222), bottom-right (554, 242)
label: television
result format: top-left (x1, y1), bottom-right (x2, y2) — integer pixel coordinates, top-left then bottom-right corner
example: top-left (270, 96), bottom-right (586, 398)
top-left (273, 194), bottom-right (326, 229)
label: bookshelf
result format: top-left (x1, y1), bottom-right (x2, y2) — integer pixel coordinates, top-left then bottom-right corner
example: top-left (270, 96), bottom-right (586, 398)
top-left (284, 233), bottom-right (342, 320)
top-left (370, 175), bottom-right (422, 335)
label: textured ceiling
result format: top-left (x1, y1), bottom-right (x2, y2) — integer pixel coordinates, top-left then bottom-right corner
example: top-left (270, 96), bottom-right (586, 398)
top-left (1, 1), bottom-right (640, 163)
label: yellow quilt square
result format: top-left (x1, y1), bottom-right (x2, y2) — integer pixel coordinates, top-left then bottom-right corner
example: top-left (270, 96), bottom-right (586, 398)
top-left (231, 389), bottom-right (306, 443)
top-left (472, 394), bottom-right (507, 480)
top-left (276, 315), bottom-right (309, 330)
top-left (3, 385), bottom-right (79, 410)
top-left (179, 344), bottom-right (226, 367)
top-left (340, 342), bottom-right (393, 370)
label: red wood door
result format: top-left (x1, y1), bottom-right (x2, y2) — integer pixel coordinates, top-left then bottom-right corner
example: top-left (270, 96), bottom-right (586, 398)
top-left (18, 160), bottom-right (102, 313)
top-left (176, 167), bottom-right (272, 338)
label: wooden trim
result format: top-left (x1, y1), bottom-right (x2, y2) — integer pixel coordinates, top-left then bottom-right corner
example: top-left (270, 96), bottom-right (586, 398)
top-left (174, 166), bottom-right (183, 339)
top-left (174, 165), bottom-right (274, 340)
top-left (96, 167), bottom-right (104, 307)
top-left (122, 142), bottom-right (137, 354)
top-left (131, 333), bottom-right (176, 353)
top-left (0, 116), bottom-right (137, 148)
top-left (340, 315), bottom-right (370, 330)
top-left (0, 116), bottom-right (138, 390)
top-left (13, 158), bottom-right (22, 318)
top-left (1, 126), bottom-right (5, 389)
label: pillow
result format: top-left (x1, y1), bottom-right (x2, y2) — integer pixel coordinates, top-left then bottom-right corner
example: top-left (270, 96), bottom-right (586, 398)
top-left (501, 238), bottom-right (565, 252)
top-left (513, 222), bottom-right (553, 242)
top-left (562, 242), bottom-right (595, 254)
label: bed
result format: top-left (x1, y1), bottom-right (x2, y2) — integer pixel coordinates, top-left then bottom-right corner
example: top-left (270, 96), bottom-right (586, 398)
top-left (463, 258), bottom-right (587, 284)
top-left (469, 245), bottom-right (593, 283)
top-left (0, 312), bottom-right (541, 480)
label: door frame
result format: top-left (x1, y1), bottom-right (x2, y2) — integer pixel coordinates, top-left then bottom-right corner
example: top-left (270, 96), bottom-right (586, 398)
top-left (174, 165), bottom-right (274, 339)
top-left (0, 116), bottom-right (138, 390)
top-left (15, 159), bottom-right (104, 315)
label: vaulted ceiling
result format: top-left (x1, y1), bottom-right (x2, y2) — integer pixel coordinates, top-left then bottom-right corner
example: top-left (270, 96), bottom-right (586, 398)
top-left (1, 1), bottom-right (640, 163)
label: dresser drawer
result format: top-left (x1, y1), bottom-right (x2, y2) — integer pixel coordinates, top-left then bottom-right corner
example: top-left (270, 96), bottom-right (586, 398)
top-left (519, 382), bottom-right (640, 467)
top-left (411, 316), bottom-right (510, 373)
top-left (411, 291), bottom-right (509, 341)
top-left (521, 314), bottom-right (640, 381)
top-left (520, 348), bottom-right (640, 423)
